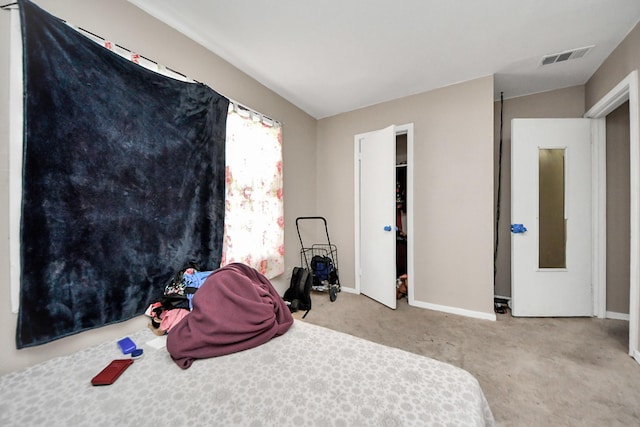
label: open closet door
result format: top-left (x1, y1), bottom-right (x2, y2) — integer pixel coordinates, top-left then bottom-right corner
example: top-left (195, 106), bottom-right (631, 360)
top-left (355, 125), bottom-right (397, 309)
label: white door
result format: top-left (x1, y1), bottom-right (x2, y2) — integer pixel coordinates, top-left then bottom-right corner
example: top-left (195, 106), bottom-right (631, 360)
top-left (511, 118), bottom-right (592, 316)
top-left (355, 125), bottom-right (397, 309)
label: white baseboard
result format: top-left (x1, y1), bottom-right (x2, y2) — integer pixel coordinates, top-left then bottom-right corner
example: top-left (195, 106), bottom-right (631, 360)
top-left (344, 288), bottom-right (496, 320)
top-left (633, 349), bottom-right (640, 365)
top-left (606, 311), bottom-right (630, 321)
top-left (410, 298), bottom-right (496, 321)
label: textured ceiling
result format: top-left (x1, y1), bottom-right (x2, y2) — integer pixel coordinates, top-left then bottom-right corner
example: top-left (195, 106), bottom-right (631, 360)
top-left (129, 0), bottom-right (640, 119)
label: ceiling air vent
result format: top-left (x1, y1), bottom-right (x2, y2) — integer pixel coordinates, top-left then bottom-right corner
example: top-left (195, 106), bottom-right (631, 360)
top-left (540, 45), bottom-right (594, 66)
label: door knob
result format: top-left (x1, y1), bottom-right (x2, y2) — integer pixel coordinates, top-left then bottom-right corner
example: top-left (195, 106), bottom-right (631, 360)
top-left (384, 225), bottom-right (393, 232)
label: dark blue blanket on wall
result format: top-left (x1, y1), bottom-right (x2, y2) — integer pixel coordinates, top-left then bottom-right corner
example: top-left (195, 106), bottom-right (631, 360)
top-left (16, 0), bottom-right (229, 348)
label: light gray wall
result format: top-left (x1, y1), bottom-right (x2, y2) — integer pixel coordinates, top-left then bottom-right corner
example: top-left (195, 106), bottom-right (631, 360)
top-left (585, 22), bottom-right (640, 111)
top-left (493, 86), bottom-right (586, 298)
top-left (0, 0), bottom-right (317, 374)
top-left (317, 76), bottom-right (495, 316)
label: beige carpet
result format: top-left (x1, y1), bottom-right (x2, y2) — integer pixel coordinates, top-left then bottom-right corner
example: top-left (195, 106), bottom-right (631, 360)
top-left (297, 291), bottom-right (640, 426)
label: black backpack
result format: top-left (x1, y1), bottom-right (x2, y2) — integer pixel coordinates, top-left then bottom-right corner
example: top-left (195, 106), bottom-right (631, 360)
top-left (283, 267), bottom-right (312, 317)
top-left (159, 263), bottom-right (202, 311)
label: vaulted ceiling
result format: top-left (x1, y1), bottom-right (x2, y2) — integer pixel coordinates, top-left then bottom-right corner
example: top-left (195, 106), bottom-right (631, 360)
top-left (129, 0), bottom-right (640, 119)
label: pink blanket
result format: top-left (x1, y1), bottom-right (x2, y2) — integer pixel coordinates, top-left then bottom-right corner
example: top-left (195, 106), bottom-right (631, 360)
top-left (167, 263), bottom-right (294, 369)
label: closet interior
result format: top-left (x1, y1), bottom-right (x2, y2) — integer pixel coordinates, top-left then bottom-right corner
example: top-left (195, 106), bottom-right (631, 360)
top-left (396, 133), bottom-right (407, 298)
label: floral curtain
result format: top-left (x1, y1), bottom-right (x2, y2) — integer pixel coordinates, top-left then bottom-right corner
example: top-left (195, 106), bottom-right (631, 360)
top-left (222, 105), bottom-right (284, 278)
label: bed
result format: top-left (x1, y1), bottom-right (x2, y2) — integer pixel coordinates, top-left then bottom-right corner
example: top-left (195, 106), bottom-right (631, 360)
top-left (0, 319), bottom-right (494, 426)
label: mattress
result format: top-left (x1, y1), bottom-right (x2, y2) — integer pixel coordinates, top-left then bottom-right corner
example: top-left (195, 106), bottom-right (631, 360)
top-left (0, 321), bottom-right (495, 426)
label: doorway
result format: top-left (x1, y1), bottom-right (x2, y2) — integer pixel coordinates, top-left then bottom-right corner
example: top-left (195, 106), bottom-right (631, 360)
top-left (585, 70), bottom-right (640, 363)
top-left (605, 101), bottom-right (631, 321)
top-left (396, 133), bottom-right (408, 286)
top-left (354, 124), bottom-right (414, 309)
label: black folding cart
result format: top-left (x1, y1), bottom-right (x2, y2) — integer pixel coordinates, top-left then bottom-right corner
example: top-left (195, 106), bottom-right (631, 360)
top-left (295, 216), bottom-right (341, 302)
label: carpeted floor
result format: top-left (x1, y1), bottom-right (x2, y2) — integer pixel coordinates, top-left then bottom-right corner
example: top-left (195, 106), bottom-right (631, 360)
top-left (297, 291), bottom-right (640, 426)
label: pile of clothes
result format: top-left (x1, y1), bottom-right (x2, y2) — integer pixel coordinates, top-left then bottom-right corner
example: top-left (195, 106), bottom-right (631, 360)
top-left (146, 263), bottom-right (293, 369)
top-left (146, 266), bottom-right (212, 335)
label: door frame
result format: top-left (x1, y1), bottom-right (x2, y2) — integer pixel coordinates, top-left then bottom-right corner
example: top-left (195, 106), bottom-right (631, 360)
top-left (585, 70), bottom-right (639, 363)
top-left (354, 123), bottom-right (414, 303)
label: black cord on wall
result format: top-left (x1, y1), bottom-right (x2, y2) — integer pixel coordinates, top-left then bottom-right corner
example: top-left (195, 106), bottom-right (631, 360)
top-left (493, 92), bottom-right (504, 295)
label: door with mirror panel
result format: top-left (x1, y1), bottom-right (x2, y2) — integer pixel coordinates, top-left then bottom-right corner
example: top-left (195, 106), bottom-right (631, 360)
top-left (511, 118), bottom-right (592, 316)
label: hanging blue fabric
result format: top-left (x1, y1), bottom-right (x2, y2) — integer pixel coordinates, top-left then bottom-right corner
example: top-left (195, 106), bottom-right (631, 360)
top-left (16, 0), bottom-right (229, 348)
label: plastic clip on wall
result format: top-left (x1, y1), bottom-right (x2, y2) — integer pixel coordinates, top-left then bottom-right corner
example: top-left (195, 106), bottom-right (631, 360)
top-left (510, 224), bottom-right (527, 234)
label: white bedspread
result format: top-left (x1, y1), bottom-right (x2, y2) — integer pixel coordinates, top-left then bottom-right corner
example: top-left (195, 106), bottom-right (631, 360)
top-left (0, 321), bottom-right (494, 426)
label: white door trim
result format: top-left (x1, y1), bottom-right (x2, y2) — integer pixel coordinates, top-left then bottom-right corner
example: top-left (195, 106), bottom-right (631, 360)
top-left (585, 70), bottom-right (640, 363)
top-left (354, 123), bottom-right (414, 303)
top-left (590, 117), bottom-right (607, 319)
